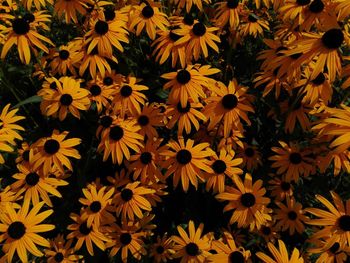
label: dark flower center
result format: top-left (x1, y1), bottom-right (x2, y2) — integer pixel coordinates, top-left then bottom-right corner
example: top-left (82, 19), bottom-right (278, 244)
top-left (7, 221), bottom-right (26, 239)
top-left (176, 70), bottom-right (191, 84)
top-left (59, 50), bottom-right (70, 60)
top-left (23, 13), bottom-right (35, 23)
top-left (281, 182), bottom-right (291, 191)
top-left (176, 149), bottom-right (192, 165)
top-left (44, 139), bottom-right (60, 154)
top-left (156, 245), bottom-right (165, 254)
top-left (100, 115), bottom-right (113, 128)
top-left (297, 0), bottom-right (310, 5)
top-left (177, 102), bottom-right (191, 113)
top-left (312, 73), bottom-right (326, 85)
top-left (138, 115), bottom-right (149, 126)
top-left (104, 9), bottom-right (115, 21)
top-left (25, 172), bottom-right (40, 186)
top-left (221, 94), bottom-right (238, 110)
top-left (22, 150), bottom-right (30, 161)
top-left (185, 242), bottom-right (199, 256)
top-left (338, 215), bottom-right (350, 231)
top-left (248, 14), bottom-right (258, 22)
top-left (90, 201), bottom-right (102, 213)
top-left (309, 0), bottom-right (324, 13)
top-left (94, 20), bottom-right (109, 35)
top-left (329, 242), bottom-right (340, 254)
top-left (121, 189), bottom-right (133, 201)
top-left (79, 222), bottom-right (92, 235)
top-left (212, 160), bottom-right (227, 174)
top-left (140, 152), bottom-right (152, 164)
top-left (142, 5), bottom-right (154, 18)
top-left (229, 251), bottom-right (245, 263)
top-left (245, 147), bottom-right (255, 157)
top-left (227, 0), bottom-right (239, 8)
top-left (120, 233), bottom-right (132, 245)
top-left (183, 14), bottom-right (194, 25)
top-left (288, 211), bottom-right (298, 220)
top-left (120, 85), bottom-right (133, 97)
top-left (261, 226), bottom-right (271, 235)
top-left (90, 84), bottom-right (101, 96)
top-left (192, 23), bottom-right (206, 37)
top-left (169, 31), bottom-right (181, 42)
top-left (103, 76), bottom-right (113, 86)
top-left (289, 152), bottom-right (302, 164)
top-left (50, 82), bottom-right (57, 90)
top-left (109, 125), bottom-right (124, 141)
top-left (12, 18), bottom-right (30, 35)
top-left (321, 29), bottom-right (344, 49)
top-left (240, 193), bottom-right (256, 207)
top-left (60, 94), bottom-right (73, 106)
top-left (54, 252), bottom-right (64, 262)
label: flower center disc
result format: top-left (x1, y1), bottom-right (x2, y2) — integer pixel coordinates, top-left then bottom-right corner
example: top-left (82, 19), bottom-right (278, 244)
top-left (25, 172), bottom-right (40, 186)
top-left (104, 9), bottom-right (115, 21)
top-left (109, 125), bottom-right (124, 141)
top-left (281, 182), bottom-right (291, 191)
top-left (138, 115), bottom-right (149, 126)
top-left (60, 94), bottom-right (73, 106)
top-left (289, 152), bottom-right (302, 164)
top-left (44, 139), bottom-right (60, 154)
top-left (7, 221), bottom-right (26, 239)
top-left (100, 115), bottom-right (113, 128)
top-left (240, 193), bottom-right (256, 207)
top-left (221, 94), bottom-right (238, 110)
top-left (156, 245), bottom-right (165, 254)
top-left (288, 211), bottom-right (298, 220)
top-left (54, 252), bottom-right (64, 262)
top-left (176, 70), bottom-right (191, 84)
top-left (79, 222), bottom-right (92, 235)
top-left (227, 0), bottom-right (239, 8)
top-left (140, 152), bottom-right (152, 164)
top-left (212, 160), bottom-right (227, 174)
top-left (245, 147), bottom-right (255, 157)
top-left (120, 233), bottom-right (132, 245)
top-left (95, 20), bottom-right (109, 35)
top-left (322, 28), bottom-right (344, 49)
top-left (90, 201), bottom-right (102, 213)
top-left (185, 242), bottom-right (199, 256)
top-left (297, 0), bottom-right (310, 5)
top-left (59, 50), bottom-right (70, 60)
top-left (120, 85), bottom-right (133, 97)
top-left (176, 149), bottom-right (192, 165)
top-left (338, 215), bottom-right (350, 231)
top-left (12, 18), bottom-right (30, 35)
top-left (229, 251), bottom-right (245, 263)
top-left (90, 84), bottom-right (101, 96)
top-left (121, 189), bottom-right (133, 201)
top-left (192, 23), bottom-right (206, 37)
top-left (309, 0), bottom-right (324, 13)
top-left (103, 76), bottom-right (113, 86)
top-left (142, 5), bottom-right (154, 18)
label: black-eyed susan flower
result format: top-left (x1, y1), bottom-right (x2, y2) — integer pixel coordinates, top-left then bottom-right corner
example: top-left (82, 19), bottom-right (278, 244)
top-left (54, 0), bottom-right (90, 23)
top-left (0, 186), bottom-right (21, 210)
top-left (256, 239), bottom-right (304, 262)
top-left (150, 235), bottom-right (175, 263)
top-left (207, 231), bottom-right (251, 262)
top-left (128, 139), bottom-right (163, 183)
top-left (274, 196), bottom-right (308, 235)
top-left (107, 221), bottom-right (147, 262)
top-left (174, 22), bottom-right (220, 61)
top-left (129, 2), bottom-right (169, 40)
top-left (31, 130), bottom-right (81, 175)
top-left (165, 100), bottom-right (207, 136)
top-left (39, 76), bottom-right (90, 121)
top-left (136, 104), bottom-right (164, 140)
top-left (11, 163), bottom-right (68, 207)
top-left (0, 201), bottom-right (54, 262)
top-left (216, 173), bottom-right (271, 231)
top-left (151, 28), bottom-right (188, 68)
top-left (45, 234), bottom-right (83, 263)
top-left (214, 0), bottom-right (243, 29)
top-left (85, 16), bottom-right (129, 56)
top-left (269, 141), bottom-right (314, 182)
top-left (162, 64), bottom-right (220, 108)
top-left (172, 220), bottom-right (212, 262)
top-left (268, 177), bottom-right (294, 201)
top-left (67, 213), bottom-right (110, 256)
top-left (285, 27), bottom-right (346, 81)
top-left (308, 240), bottom-right (350, 263)
top-left (239, 12), bottom-right (269, 38)
top-left (204, 79), bottom-right (254, 138)
top-left (0, 103), bottom-right (25, 141)
top-left (306, 191), bottom-right (350, 247)
top-left (112, 76), bottom-right (148, 116)
top-left (16, 142), bottom-right (31, 164)
top-left (236, 144), bottom-right (263, 171)
top-left (113, 181), bottom-right (155, 221)
top-left (160, 138), bottom-right (214, 192)
top-left (49, 42), bottom-right (83, 76)
top-left (97, 117), bottom-right (144, 165)
top-left (0, 14), bottom-right (53, 64)
top-left (79, 185), bottom-right (115, 227)
top-left (86, 79), bottom-right (116, 113)
top-left (205, 148), bottom-right (243, 193)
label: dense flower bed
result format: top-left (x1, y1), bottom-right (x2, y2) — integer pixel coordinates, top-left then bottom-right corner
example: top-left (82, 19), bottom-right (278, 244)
top-left (0, 0), bottom-right (350, 262)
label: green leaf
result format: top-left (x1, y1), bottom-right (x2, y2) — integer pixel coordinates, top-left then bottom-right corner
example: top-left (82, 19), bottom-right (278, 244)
top-left (13, 95), bottom-right (42, 108)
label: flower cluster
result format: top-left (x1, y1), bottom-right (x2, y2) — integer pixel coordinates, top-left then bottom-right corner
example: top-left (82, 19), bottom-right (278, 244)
top-left (0, 0), bottom-right (350, 262)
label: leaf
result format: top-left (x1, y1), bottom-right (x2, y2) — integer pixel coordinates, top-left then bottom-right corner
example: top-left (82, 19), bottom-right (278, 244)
top-left (13, 95), bottom-right (42, 108)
